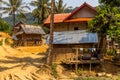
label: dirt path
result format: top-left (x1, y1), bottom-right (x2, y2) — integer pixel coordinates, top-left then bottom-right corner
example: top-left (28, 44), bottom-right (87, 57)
top-left (0, 38), bottom-right (55, 80)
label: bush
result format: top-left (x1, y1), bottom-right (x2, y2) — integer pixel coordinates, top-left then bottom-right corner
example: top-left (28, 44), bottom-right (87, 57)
top-left (77, 67), bottom-right (83, 76)
top-left (0, 19), bottom-right (11, 34)
top-left (0, 39), bottom-right (2, 46)
top-left (51, 64), bottom-right (58, 78)
top-left (5, 38), bottom-right (9, 45)
top-left (106, 48), bottom-right (117, 56)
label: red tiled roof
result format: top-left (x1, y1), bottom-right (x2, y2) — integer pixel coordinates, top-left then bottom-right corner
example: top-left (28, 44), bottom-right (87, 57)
top-left (64, 2), bottom-right (97, 21)
top-left (44, 13), bottom-right (70, 24)
top-left (44, 2), bottom-right (97, 24)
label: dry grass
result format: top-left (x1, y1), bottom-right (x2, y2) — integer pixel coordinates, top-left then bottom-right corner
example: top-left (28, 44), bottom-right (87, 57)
top-left (0, 32), bottom-right (11, 38)
top-left (17, 39), bottom-right (48, 54)
top-left (17, 45), bottom-right (48, 54)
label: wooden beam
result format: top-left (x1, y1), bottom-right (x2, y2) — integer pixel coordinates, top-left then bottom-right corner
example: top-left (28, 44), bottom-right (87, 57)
top-left (89, 63), bottom-right (91, 74)
top-left (75, 48), bottom-right (78, 74)
top-left (53, 44), bottom-right (97, 48)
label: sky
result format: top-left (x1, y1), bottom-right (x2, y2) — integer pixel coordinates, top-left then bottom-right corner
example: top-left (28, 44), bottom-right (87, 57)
top-left (25, 0), bottom-right (99, 11)
top-left (3, 0), bottom-right (99, 17)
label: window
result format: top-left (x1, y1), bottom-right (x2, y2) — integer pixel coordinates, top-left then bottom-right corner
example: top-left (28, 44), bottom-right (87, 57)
top-left (74, 27), bottom-right (79, 30)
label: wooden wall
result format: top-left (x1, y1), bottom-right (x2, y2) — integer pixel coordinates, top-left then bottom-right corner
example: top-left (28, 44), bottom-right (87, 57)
top-left (52, 48), bottom-right (76, 62)
top-left (71, 6), bottom-right (96, 19)
top-left (53, 22), bottom-right (87, 32)
top-left (16, 34), bottom-right (42, 46)
top-left (52, 44), bottom-right (97, 63)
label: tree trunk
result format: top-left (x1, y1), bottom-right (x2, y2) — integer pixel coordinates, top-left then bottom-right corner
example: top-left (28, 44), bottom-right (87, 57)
top-left (13, 12), bottom-right (16, 26)
top-left (46, 0), bottom-right (55, 65)
top-left (41, 7), bottom-right (45, 23)
top-left (98, 35), bottom-right (106, 58)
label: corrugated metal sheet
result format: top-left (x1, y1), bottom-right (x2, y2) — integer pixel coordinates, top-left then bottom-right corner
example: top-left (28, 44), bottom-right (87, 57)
top-left (21, 24), bottom-right (45, 34)
top-left (46, 30), bottom-right (98, 44)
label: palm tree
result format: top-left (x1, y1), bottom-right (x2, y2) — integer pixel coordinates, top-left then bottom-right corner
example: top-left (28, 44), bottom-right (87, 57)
top-left (55, 0), bottom-right (72, 13)
top-left (30, 0), bottom-right (51, 24)
top-left (0, 0), bottom-right (30, 26)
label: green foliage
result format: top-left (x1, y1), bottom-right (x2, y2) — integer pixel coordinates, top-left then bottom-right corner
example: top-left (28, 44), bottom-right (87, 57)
top-left (42, 26), bottom-right (49, 34)
top-left (5, 38), bottom-right (10, 45)
top-left (84, 78), bottom-right (97, 80)
top-left (0, 39), bottom-right (3, 46)
top-left (3, 13), bottom-right (36, 26)
top-left (0, 0), bottom-right (30, 26)
top-left (30, 0), bottom-right (51, 24)
top-left (106, 49), bottom-right (117, 56)
top-left (77, 67), bottom-right (83, 76)
top-left (73, 77), bottom-right (80, 80)
top-left (99, 0), bottom-right (120, 7)
top-left (55, 0), bottom-right (72, 13)
top-left (0, 19), bottom-right (11, 33)
top-left (107, 49), bottom-right (117, 56)
top-left (51, 64), bottom-right (58, 78)
top-left (117, 74), bottom-right (120, 80)
top-left (88, 2), bottom-right (120, 53)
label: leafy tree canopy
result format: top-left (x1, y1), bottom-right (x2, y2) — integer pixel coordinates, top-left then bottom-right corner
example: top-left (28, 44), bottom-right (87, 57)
top-left (99, 0), bottom-right (120, 7)
top-left (88, 0), bottom-right (120, 53)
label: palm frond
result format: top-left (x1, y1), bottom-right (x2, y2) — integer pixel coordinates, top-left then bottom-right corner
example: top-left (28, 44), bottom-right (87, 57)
top-left (0, 0), bottom-right (10, 6)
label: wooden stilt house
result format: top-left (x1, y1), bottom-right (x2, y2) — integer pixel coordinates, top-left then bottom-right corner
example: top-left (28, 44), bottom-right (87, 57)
top-left (12, 22), bottom-right (45, 46)
top-left (44, 2), bottom-right (102, 66)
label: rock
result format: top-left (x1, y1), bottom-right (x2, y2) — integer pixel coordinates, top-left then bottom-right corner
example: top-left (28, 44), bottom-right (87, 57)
top-left (106, 73), bottom-right (112, 77)
top-left (56, 65), bottom-right (64, 74)
top-left (96, 72), bottom-right (106, 77)
top-left (70, 72), bottom-right (78, 77)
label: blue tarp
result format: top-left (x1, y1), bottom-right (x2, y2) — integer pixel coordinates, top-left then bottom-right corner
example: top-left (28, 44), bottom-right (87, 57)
top-left (46, 30), bottom-right (98, 44)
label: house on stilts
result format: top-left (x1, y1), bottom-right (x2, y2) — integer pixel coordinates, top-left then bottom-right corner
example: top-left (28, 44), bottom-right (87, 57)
top-left (44, 2), bottom-right (102, 72)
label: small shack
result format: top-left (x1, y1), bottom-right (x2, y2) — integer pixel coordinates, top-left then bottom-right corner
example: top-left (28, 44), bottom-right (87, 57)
top-left (12, 22), bottom-right (45, 46)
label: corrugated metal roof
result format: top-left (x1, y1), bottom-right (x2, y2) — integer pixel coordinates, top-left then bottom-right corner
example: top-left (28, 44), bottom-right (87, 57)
top-left (21, 24), bottom-right (45, 34)
top-left (46, 30), bottom-right (98, 44)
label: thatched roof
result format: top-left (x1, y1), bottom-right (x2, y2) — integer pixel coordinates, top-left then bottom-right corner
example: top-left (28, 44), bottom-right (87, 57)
top-left (20, 24), bottom-right (45, 34)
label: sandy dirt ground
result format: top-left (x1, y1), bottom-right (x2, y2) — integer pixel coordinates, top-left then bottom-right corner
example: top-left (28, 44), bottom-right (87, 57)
top-left (0, 37), bottom-right (54, 80)
top-left (0, 32), bottom-right (120, 80)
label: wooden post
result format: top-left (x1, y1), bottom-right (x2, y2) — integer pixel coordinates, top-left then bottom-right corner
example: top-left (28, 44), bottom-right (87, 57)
top-left (46, 0), bottom-right (55, 65)
top-left (75, 48), bottom-right (78, 73)
top-left (89, 62), bottom-right (91, 74)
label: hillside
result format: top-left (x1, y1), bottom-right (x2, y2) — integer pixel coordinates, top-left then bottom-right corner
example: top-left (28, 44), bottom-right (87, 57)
top-left (3, 13), bottom-right (37, 26)
top-left (2, 8), bottom-right (74, 26)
